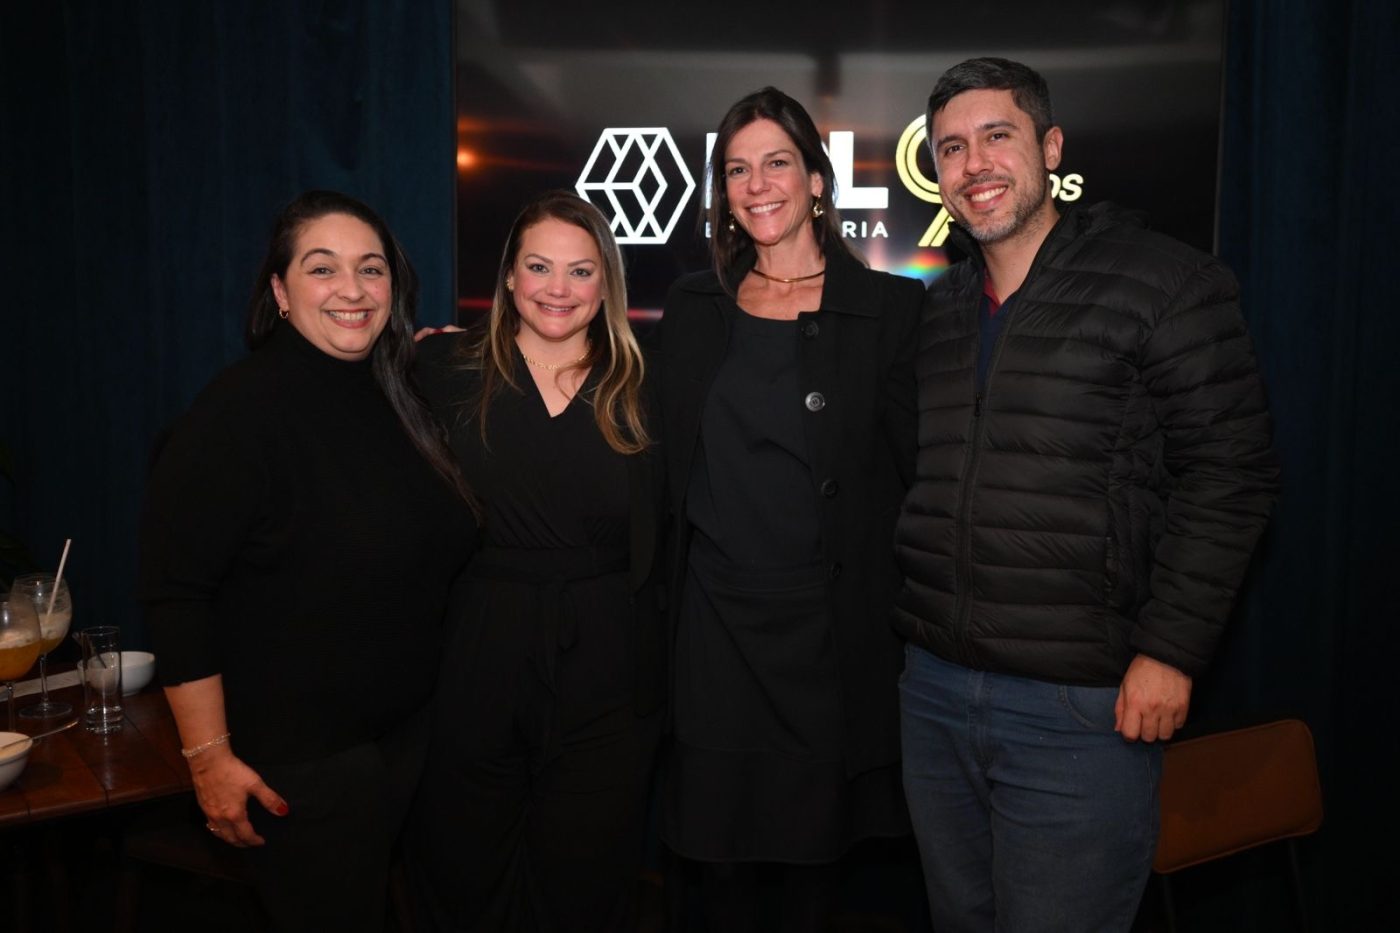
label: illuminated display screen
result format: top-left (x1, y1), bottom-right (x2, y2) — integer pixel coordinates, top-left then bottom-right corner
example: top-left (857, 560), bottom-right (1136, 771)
top-left (454, 0), bottom-right (1226, 322)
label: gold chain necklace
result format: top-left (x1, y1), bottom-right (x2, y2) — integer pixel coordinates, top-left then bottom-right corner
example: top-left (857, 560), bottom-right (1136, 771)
top-left (520, 345), bottom-right (589, 371)
top-left (750, 265), bottom-right (826, 284)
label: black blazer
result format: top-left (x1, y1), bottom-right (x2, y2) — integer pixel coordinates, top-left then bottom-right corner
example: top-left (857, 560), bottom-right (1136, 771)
top-left (655, 247), bottom-right (924, 775)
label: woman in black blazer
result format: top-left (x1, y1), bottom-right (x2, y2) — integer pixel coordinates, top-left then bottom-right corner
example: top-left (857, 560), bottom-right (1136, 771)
top-left (407, 191), bottom-right (664, 932)
top-left (657, 88), bottom-right (925, 929)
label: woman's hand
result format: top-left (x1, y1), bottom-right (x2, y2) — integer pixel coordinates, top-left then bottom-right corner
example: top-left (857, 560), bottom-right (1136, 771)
top-left (189, 743), bottom-right (289, 847)
top-left (162, 674), bottom-right (287, 847)
top-left (414, 324), bottom-right (465, 342)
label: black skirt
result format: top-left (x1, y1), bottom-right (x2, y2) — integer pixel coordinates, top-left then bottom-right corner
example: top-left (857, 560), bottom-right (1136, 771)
top-left (664, 532), bottom-right (905, 864)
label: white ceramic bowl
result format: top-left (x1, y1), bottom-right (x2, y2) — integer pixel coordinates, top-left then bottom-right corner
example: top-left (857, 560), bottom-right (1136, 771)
top-left (76, 651), bottom-right (157, 696)
top-left (118, 651), bottom-right (156, 695)
top-left (0, 731), bottom-right (33, 792)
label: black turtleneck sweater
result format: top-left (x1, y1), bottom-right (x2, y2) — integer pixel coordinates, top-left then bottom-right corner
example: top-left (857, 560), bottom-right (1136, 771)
top-left (140, 324), bottom-right (475, 766)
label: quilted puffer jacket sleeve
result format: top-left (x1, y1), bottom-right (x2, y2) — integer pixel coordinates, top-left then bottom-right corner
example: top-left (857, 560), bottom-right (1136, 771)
top-left (1130, 257), bottom-right (1279, 676)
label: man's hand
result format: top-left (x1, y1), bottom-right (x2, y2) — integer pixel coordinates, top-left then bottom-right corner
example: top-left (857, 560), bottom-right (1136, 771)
top-left (1114, 654), bottom-right (1192, 742)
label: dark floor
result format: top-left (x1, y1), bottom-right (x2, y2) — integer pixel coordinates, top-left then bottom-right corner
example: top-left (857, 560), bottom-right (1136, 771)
top-left (3, 805), bottom-right (1317, 933)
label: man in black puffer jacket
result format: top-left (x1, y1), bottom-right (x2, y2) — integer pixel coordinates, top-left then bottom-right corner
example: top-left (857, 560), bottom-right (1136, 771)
top-left (894, 58), bottom-right (1278, 933)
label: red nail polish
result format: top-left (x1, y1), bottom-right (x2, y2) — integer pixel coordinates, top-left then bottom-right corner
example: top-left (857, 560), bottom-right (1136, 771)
top-left (274, 803), bottom-right (289, 816)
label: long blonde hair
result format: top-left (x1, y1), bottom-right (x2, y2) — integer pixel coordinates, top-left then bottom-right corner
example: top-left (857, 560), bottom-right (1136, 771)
top-left (462, 190), bottom-right (648, 454)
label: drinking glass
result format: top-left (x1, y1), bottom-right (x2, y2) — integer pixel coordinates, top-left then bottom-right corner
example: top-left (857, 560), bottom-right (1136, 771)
top-left (77, 626), bottom-right (122, 735)
top-left (12, 574), bottom-right (74, 719)
top-left (0, 590), bottom-right (42, 731)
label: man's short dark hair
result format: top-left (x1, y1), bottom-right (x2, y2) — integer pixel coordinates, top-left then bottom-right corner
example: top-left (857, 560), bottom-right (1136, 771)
top-left (926, 57), bottom-right (1054, 146)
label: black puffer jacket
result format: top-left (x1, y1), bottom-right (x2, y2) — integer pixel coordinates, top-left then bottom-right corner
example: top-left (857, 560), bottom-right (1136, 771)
top-left (894, 203), bottom-right (1278, 686)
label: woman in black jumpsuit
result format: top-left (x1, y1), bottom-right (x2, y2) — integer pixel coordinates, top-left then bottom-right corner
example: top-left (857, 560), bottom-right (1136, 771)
top-left (408, 191), bottom-right (664, 932)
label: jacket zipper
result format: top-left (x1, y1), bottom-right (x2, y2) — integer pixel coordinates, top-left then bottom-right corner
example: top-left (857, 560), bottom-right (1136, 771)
top-left (950, 242), bottom-right (1058, 664)
top-left (953, 383), bottom-right (993, 665)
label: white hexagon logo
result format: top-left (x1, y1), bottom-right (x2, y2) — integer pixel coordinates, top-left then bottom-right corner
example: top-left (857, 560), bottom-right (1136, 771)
top-left (576, 128), bottom-right (696, 245)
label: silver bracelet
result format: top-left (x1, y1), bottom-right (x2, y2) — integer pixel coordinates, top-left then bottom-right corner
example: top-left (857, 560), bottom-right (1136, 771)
top-left (181, 732), bottom-right (231, 759)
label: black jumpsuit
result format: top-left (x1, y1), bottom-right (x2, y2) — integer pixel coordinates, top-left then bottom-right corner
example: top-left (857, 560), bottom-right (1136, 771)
top-left (408, 334), bottom-right (662, 932)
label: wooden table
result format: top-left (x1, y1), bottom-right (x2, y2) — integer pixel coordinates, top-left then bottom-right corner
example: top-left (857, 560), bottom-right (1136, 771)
top-left (0, 683), bottom-right (191, 829)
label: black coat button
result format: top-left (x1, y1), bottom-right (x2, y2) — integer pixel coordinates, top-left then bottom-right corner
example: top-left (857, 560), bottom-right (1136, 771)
top-left (828, 562), bottom-right (843, 580)
top-left (804, 391), bottom-right (826, 412)
top-left (802, 320), bottom-right (819, 338)
top-left (820, 478), bottom-right (839, 497)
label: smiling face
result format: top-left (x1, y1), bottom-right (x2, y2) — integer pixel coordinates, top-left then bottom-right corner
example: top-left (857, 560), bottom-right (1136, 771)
top-left (270, 212), bottom-right (391, 361)
top-left (507, 217), bottom-right (605, 354)
top-left (930, 88), bottom-right (1063, 247)
top-left (723, 118), bottom-right (823, 250)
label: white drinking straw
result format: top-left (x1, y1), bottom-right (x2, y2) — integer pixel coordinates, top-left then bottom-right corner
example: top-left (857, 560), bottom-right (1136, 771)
top-left (44, 538), bottom-right (72, 623)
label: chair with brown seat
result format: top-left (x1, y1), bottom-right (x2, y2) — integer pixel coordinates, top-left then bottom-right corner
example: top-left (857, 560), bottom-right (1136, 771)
top-left (1153, 718), bottom-right (1324, 931)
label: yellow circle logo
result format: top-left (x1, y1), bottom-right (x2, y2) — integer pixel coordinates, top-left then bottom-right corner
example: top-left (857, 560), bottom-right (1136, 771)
top-left (896, 115), bottom-right (941, 204)
top-left (896, 115), bottom-right (954, 247)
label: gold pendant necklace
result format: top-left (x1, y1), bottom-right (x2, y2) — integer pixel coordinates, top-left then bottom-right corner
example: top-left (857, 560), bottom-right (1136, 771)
top-left (750, 265), bottom-right (826, 284)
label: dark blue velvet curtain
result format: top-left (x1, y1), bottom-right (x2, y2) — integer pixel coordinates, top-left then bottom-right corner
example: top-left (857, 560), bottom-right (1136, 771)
top-left (1190, 0), bottom-right (1399, 926)
top-left (1, 2), bottom-right (455, 646)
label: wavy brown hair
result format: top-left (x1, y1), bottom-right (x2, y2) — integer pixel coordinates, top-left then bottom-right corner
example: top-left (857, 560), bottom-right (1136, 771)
top-left (462, 190), bottom-right (648, 454)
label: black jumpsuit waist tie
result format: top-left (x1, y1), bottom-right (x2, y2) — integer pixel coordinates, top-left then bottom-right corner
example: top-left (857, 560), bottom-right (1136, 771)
top-left (469, 545), bottom-right (628, 773)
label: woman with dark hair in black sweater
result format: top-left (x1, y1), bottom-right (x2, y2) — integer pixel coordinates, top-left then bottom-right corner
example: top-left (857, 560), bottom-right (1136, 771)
top-left (140, 190), bottom-right (475, 932)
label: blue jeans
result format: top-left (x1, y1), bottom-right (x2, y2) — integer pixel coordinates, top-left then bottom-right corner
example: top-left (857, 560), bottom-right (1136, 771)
top-left (899, 644), bottom-right (1160, 933)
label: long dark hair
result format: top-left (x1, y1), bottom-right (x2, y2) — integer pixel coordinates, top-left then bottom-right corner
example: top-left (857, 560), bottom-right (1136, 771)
top-left (246, 190), bottom-right (472, 505)
top-left (463, 190), bottom-right (648, 455)
top-left (705, 87), bottom-right (857, 290)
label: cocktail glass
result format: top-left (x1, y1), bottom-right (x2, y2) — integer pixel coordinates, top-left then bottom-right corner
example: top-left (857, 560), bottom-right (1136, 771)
top-left (0, 590), bottom-right (42, 731)
top-left (12, 574), bottom-right (74, 719)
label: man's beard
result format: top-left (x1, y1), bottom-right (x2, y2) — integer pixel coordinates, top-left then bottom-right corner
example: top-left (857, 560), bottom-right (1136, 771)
top-left (949, 171), bottom-right (1050, 245)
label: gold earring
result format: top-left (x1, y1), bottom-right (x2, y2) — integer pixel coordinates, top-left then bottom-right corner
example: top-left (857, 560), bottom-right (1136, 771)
top-left (811, 199), bottom-right (824, 218)
top-left (726, 214), bottom-right (737, 233)
top-left (278, 306), bottom-right (289, 319)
